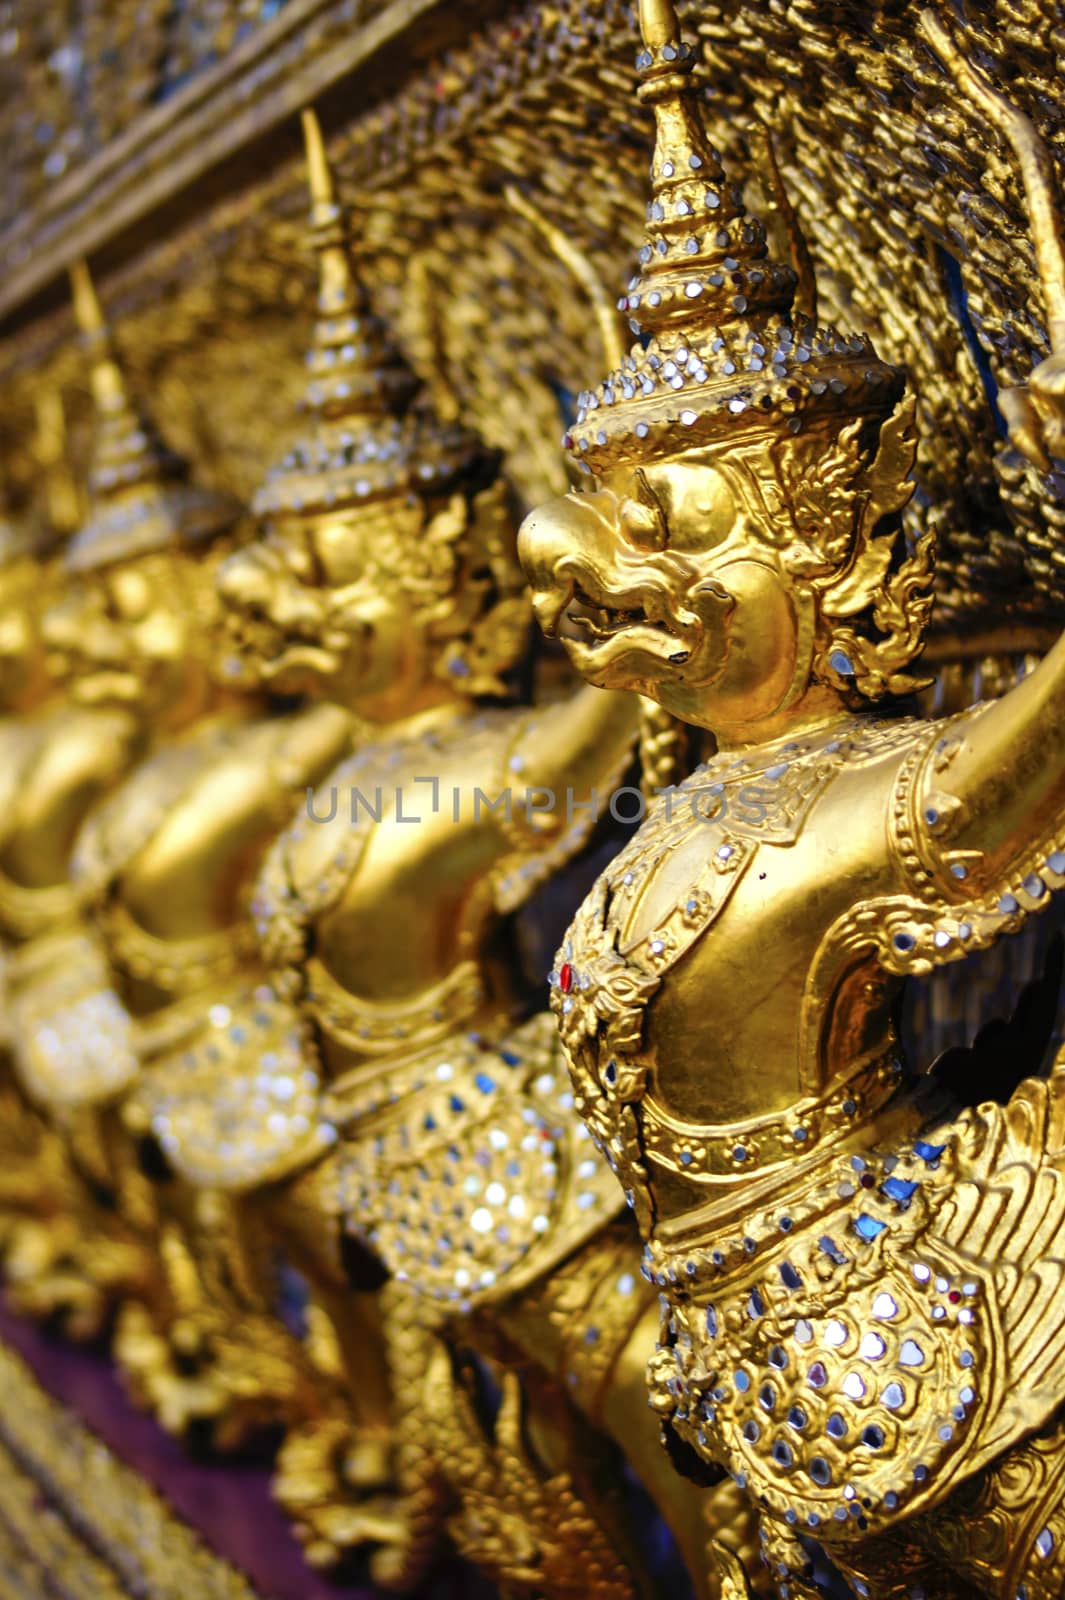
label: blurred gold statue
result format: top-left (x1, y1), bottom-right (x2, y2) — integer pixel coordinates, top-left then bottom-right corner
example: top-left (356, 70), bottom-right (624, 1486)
top-left (0, 315), bottom-right (243, 1334)
top-left (518, 3), bottom-right (1065, 1596)
top-left (0, 428), bottom-right (111, 1327)
top-left (23, 264), bottom-right (355, 1446)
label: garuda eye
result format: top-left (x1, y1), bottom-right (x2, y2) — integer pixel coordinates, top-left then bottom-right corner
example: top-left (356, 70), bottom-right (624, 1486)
top-left (620, 468), bottom-right (668, 550)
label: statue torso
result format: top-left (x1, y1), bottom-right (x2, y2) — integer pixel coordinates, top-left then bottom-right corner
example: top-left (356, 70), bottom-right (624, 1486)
top-left (255, 702), bottom-right (607, 1079)
top-left (76, 701), bottom-right (352, 1011)
top-left (557, 696), bottom-right (1065, 1578)
top-left (249, 700), bottom-right (630, 1289)
top-left (68, 700), bottom-right (356, 1186)
top-left (0, 700), bottom-right (143, 940)
top-left (554, 711), bottom-right (978, 1232)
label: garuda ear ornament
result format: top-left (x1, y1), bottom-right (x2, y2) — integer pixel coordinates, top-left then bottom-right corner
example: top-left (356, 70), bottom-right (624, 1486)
top-left (801, 396), bottom-right (937, 700)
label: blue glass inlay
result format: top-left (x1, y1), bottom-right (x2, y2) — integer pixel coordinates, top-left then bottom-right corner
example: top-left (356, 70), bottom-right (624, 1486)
top-left (882, 1176), bottom-right (919, 1204)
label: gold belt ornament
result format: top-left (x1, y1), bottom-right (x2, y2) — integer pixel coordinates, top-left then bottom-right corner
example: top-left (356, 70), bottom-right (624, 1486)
top-left (0, 866), bottom-right (80, 942)
top-left (306, 956), bottom-right (486, 1059)
top-left (100, 897), bottom-right (258, 995)
top-left (6, 924), bottom-right (139, 1110)
top-left (329, 1012), bottom-right (623, 1309)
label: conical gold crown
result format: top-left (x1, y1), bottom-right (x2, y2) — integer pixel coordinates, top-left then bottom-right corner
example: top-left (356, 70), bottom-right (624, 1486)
top-left (65, 262), bottom-right (240, 572)
top-left (565, 0), bottom-right (903, 477)
top-left (253, 110), bottom-right (489, 520)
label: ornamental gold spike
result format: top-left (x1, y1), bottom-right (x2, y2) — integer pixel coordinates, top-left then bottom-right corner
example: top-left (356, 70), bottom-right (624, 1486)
top-left (562, 4), bottom-right (903, 482)
top-left (297, 106), bottom-right (417, 428)
top-left (66, 261), bottom-right (239, 571)
top-left (69, 259), bottom-right (134, 421)
top-left (629, 0), bottom-right (794, 352)
top-left (637, 0), bottom-right (679, 50)
top-left (252, 107), bottom-right (485, 519)
top-left (34, 389), bottom-right (83, 542)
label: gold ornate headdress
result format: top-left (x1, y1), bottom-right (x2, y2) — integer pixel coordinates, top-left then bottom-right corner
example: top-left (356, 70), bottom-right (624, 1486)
top-left (559, 0), bottom-right (934, 701)
top-left (565, 0), bottom-right (906, 479)
top-left (64, 262), bottom-right (241, 573)
top-left (251, 110), bottom-right (530, 695)
top-left (252, 110), bottom-right (492, 520)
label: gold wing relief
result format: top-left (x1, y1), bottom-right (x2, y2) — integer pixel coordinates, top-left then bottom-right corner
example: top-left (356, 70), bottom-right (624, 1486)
top-left (420, 1339), bottom-right (641, 1600)
top-left (928, 1069), bottom-right (1065, 1478)
top-left (919, 7), bottom-right (1065, 480)
top-left (801, 709), bottom-right (1065, 1092)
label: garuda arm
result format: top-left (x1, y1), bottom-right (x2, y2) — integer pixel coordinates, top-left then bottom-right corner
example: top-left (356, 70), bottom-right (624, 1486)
top-left (500, 684), bottom-right (642, 844)
top-left (920, 626), bottom-right (1065, 898)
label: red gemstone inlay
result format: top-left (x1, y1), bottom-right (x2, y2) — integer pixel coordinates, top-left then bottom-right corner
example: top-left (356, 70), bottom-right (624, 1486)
top-left (948, 1290), bottom-right (962, 1304)
top-left (559, 962), bottom-right (574, 994)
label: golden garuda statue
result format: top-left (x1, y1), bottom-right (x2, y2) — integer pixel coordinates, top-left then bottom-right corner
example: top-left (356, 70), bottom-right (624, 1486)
top-left (518, 1), bottom-right (1065, 1596)
top-left (44, 253), bottom-right (356, 1448)
top-left (0, 269), bottom-right (243, 1338)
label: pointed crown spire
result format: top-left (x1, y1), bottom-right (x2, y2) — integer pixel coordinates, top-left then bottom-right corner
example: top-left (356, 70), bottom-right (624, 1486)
top-left (65, 262), bottom-right (240, 572)
top-left (299, 107), bottom-right (419, 426)
top-left (565, 0), bottom-right (904, 477)
top-left (630, 0), bottom-right (793, 340)
top-left (254, 109), bottom-right (486, 519)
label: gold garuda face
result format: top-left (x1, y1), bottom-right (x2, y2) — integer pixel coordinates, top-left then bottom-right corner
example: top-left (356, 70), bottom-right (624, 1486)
top-left (519, 410), bottom-right (933, 732)
top-left (217, 475), bottom-right (522, 713)
top-left (218, 501), bottom-right (414, 701)
top-left (43, 542), bottom-right (238, 719)
top-left (217, 109), bottom-right (529, 717)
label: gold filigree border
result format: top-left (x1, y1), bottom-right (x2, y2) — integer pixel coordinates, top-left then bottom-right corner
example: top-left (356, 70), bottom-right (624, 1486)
top-left (0, 1337), bottom-right (264, 1600)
